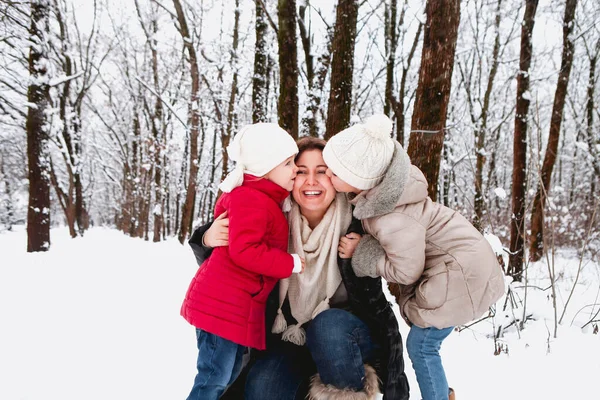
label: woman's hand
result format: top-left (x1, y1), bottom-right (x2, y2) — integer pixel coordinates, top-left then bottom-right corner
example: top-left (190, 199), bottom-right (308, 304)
top-left (338, 232), bottom-right (361, 259)
top-left (202, 211), bottom-right (229, 247)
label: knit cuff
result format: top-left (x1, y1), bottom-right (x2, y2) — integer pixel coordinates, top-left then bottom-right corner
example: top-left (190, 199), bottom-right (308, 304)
top-left (352, 234), bottom-right (385, 278)
top-left (291, 254), bottom-right (302, 273)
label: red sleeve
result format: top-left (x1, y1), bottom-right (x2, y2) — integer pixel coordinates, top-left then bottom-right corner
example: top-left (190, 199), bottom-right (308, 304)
top-left (227, 192), bottom-right (294, 279)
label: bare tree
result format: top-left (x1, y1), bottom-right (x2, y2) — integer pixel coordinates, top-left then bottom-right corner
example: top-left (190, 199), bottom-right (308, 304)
top-left (277, 0), bottom-right (299, 138)
top-left (134, 0), bottom-right (167, 242)
top-left (384, 0), bottom-right (398, 118)
top-left (49, 0), bottom-right (106, 238)
top-left (529, 0), bottom-right (578, 261)
top-left (406, 0), bottom-right (461, 201)
top-left (172, 0), bottom-right (201, 244)
top-left (298, 1), bottom-right (333, 137)
top-left (584, 37), bottom-right (600, 197)
top-left (219, 0), bottom-right (241, 185)
top-left (509, 0), bottom-right (539, 280)
top-left (253, 0), bottom-right (269, 123)
top-left (26, 0), bottom-right (52, 252)
top-left (325, 0), bottom-right (359, 140)
top-left (384, 0), bottom-right (423, 146)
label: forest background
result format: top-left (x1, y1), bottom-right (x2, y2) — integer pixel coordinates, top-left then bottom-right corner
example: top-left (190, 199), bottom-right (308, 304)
top-left (1, 0), bottom-right (599, 284)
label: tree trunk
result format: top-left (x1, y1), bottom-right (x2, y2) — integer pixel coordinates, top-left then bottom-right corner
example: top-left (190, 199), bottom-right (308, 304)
top-left (150, 14), bottom-right (164, 243)
top-left (384, 0), bottom-right (398, 117)
top-left (325, 0), bottom-right (359, 140)
top-left (277, 0), bottom-right (299, 139)
top-left (585, 39), bottom-right (600, 201)
top-left (1, 161), bottom-right (14, 230)
top-left (299, 3), bottom-right (333, 137)
top-left (509, 0), bottom-right (539, 280)
top-left (220, 0), bottom-right (241, 186)
top-left (406, 0), bottom-right (460, 201)
top-left (529, 0), bottom-right (577, 261)
top-left (26, 0), bottom-right (51, 252)
top-left (253, 0), bottom-right (269, 123)
top-left (395, 21), bottom-right (422, 146)
top-left (473, 0), bottom-right (503, 231)
top-left (52, 0), bottom-right (92, 237)
top-left (173, 0), bottom-right (201, 244)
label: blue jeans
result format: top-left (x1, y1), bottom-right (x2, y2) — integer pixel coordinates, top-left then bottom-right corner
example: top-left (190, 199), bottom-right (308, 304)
top-left (187, 328), bottom-right (246, 400)
top-left (406, 325), bottom-right (454, 400)
top-left (245, 309), bottom-right (378, 399)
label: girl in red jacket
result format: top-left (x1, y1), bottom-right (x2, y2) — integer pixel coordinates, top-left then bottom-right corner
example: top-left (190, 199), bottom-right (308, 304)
top-left (181, 123), bottom-right (305, 400)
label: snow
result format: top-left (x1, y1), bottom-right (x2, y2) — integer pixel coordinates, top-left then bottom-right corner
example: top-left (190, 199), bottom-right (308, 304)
top-left (1, 226), bottom-right (599, 400)
top-left (494, 187), bottom-right (507, 199)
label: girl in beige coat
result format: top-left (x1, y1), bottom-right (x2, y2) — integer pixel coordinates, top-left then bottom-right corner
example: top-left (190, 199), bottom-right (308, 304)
top-left (322, 114), bottom-right (505, 400)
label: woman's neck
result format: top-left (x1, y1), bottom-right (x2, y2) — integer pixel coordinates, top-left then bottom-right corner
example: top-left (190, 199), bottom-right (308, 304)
top-left (300, 208), bottom-right (326, 230)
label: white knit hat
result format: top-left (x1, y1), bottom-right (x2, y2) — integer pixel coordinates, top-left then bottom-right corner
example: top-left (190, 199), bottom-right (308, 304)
top-left (322, 114), bottom-right (395, 190)
top-left (219, 123), bottom-right (298, 192)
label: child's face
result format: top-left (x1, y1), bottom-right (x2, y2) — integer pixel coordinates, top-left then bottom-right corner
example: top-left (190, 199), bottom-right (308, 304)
top-left (265, 155), bottom-right (298, 191)
top-left (325, 168), bottom-right (362, 194)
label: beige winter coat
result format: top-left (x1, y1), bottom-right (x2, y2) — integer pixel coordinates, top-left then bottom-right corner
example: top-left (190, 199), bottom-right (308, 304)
top-left (351, 142), bottom-right (505, 329)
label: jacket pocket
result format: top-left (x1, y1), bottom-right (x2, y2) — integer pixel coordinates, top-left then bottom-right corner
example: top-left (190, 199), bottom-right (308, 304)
top-left (414, 261), bottom-right (449, 310)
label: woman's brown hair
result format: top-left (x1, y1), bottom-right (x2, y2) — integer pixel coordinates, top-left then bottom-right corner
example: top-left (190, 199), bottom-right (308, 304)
top-left (295, 136), bottom-right (326, 161)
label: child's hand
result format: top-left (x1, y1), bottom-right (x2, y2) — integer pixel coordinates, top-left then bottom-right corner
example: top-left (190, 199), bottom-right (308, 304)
top-left (300, 257), bottom-right (305, 273)
top-left (338, 233), bottom-right (361, 259)
top-left (202, 211), bottom-right (229, 247)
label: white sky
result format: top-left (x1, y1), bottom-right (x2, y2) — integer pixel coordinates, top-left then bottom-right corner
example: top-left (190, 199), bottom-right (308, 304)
top-left (1, 226), bottom-right (599, 399)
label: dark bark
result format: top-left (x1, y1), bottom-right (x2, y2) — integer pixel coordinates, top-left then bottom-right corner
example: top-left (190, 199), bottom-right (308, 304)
top-left (26, 0), bottom-right (51, 252)
top-left (277, 0), bottom-right (298, 139)
top-left (509, 0), bottom-right (539, 280)
top-left (253, 0), bottom-right (269, 123)
top-left (406, 0), bottom-right (460, 201)
top-left (325, 0), bottom-right (359, 140)
top-left (529, 0), bottom-right (577, 261)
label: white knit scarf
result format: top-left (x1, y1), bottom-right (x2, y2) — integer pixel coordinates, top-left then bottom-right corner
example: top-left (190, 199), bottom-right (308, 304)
top-left (271, 193), bottom-right (352, 345)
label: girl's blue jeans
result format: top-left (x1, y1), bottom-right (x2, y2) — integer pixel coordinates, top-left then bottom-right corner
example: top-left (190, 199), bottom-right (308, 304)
top-left (244, 308), bottom-right (378, 400)
top-left (186, 328), bottom-right (246, 400)
top-left (406, 325), bottom-right (454, 400)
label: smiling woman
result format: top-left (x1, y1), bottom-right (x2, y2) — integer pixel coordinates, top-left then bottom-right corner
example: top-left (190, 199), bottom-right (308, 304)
top-left (191, 136), bottom-right (409, 400)
top-left (292, 138), bottom-right (337, 229)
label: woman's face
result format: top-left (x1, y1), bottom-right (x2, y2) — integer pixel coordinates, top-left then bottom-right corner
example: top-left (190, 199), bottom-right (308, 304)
top-left (292, 149), bottom-right (337, 214)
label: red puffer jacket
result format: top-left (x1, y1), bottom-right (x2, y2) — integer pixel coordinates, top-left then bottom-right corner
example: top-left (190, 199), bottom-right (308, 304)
top-left (181, 175), bottom-right (294, 350)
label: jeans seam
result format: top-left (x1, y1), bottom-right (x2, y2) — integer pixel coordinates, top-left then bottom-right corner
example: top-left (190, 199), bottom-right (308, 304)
top-left (199, 330), bottom-right (217, 390)
top-left (419, 328), bottom-right (439, 400)
top-left (349, 327), bottom-right (366, 390)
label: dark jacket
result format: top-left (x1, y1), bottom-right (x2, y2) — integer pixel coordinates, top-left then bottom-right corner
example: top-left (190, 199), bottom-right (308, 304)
top-left (188, 218), bottom-right (409, 399)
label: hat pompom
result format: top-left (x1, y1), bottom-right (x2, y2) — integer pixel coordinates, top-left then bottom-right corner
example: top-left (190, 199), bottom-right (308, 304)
top-left (363, 114), bottom-right (393, 140)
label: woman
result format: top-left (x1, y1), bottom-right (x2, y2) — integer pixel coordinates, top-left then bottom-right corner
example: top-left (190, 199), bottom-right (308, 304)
top-left (189, 137), bottom-right (409, 400)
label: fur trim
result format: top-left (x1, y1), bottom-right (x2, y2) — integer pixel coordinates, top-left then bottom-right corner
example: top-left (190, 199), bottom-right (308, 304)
top-left (351, 234), bottom-right (385, 278)
top-left (352, 142), bottom-right (411, 220)
top-left (308, 364), bottom-right (380, 400)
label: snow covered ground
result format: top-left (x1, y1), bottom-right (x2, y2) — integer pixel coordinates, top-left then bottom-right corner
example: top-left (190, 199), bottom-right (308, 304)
top-left (1, 226), bottom-right (598, 399)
